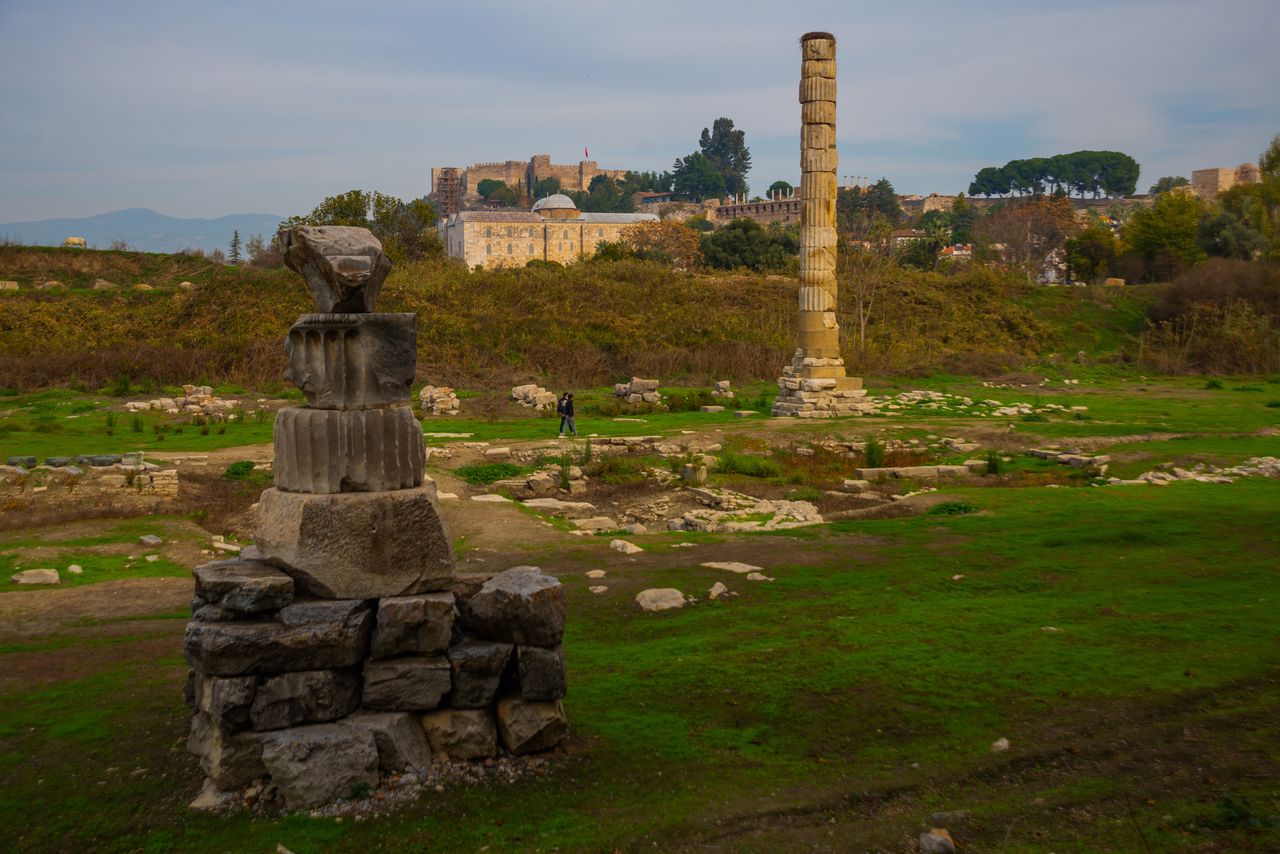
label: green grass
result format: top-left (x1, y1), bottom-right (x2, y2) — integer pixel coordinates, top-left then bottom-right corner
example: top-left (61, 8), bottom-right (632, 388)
top-left (1, 477), bottom-right (1277, 851)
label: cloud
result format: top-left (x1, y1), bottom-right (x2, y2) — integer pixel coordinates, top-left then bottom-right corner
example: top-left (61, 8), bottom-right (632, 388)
top-left (0, 0), bottom-right (1275, 219)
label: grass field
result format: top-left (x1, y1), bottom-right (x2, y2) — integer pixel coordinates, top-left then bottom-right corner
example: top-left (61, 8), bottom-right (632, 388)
top-left (1, 375), bottom-right (1278, 852)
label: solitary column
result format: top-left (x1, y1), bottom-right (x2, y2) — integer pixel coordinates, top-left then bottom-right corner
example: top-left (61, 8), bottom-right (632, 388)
top-left (772, 31), bottom-right (869, 419)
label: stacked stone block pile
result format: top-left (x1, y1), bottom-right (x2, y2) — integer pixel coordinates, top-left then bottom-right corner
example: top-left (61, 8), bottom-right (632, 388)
top-left (419, 385), bottom-right (461, 416)
top-left (614, 377), bottom-right (662, 404)
top-left (183, 227), bottom-right (568, 811)
top-left (511, 384), bottom-right (557, 410)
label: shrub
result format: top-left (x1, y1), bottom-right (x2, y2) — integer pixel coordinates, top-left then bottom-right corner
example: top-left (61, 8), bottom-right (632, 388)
top-left (985, 449), bottom-right (1003, 475)
top-left (1205, 379), bottom-right (1224, 389)
top-left (591, 454), bottom-right (652, 484)
top-left (1266, 400), bottom-right (1280, 408)
top-left (864, 437), bottom-right (885, 468)
top-left (1021, 412), bottom-right (1049, 422)
top-left (929, 501), bottom-right (979, 516)
top-left (716, 450), bottom-right (783, 479)
top-left (223, 460), bottom-right (257, 480)
top-left (454, 462), bottom-right (524, 485)
top-left (130, 416), bottom-right (143, 433)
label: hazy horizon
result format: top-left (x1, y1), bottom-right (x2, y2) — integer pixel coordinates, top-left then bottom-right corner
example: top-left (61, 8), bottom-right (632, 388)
top-left (1, 0), bottom-right (1276, 222)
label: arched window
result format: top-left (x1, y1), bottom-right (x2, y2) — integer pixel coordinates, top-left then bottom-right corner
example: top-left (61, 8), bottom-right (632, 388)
top-left (486, 244), bottom-right (492, 255)
top-left (507, 243), bottom-right (513, 254)
top-left (598, 229), bottom-right (604, 237)
top-left (485, 227), bottom-right (492, 238)
top-left (506, 227), bottom-right (514, 238)
top-left (528, 243), bottom-right (535, 254)
top-left (562, 229), bottom-right (569, 239)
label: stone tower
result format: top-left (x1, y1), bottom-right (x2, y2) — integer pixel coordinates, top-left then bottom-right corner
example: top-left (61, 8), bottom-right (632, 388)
top-left (772, 32), bottom-right (871, 418)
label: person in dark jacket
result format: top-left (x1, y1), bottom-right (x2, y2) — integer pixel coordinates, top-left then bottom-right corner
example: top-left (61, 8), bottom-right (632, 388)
top-left (558, 392), bottom-right (576, 437)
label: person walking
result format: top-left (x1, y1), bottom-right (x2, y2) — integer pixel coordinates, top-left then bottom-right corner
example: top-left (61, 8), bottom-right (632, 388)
top-left (559, 392), bottom-right (577, 437)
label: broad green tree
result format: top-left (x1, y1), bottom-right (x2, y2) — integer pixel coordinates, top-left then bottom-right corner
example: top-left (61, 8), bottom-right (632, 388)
top-left (1149, 176), bottom-right (1190, 195)
top-left (1065, 222), bottom-right (1119, 282)
top-left (700, 218), bottom-right (797, 271)
top-left (1123, 191), bottom-right (1206, 273)
top-left (283, 190), bottom-right (442, 263)
top-left (767, 180), bottom-right (793, 198)
top-left (672, 152), bottom-right (726, 201)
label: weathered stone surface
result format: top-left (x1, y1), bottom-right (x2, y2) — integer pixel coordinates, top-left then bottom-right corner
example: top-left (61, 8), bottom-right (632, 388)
top-left (138, 534), bottom-right (163, 546)
top-left (920, 828), bottom-right (957, 854)
top-left (249, 669), bottom-right (361, 731)
top-left (261, 723), bottom-right (379, 808)
top-left (517, 645), bottom-right (566, 701)
top-left (273, 405), bottom-right (424, 493)
top-left (281, 226), bottom-right (391, 313)
top-left (420, 708), bottom-right (498, 760)
top-left (182, 602), bottom-right (371, 676)
top-left (283, 313), bottom-right (416, 409)
top-left (345, 710), bottom-right (432, 771)
top-left (193, 674), bottom-right (256, 731)
top-left (254, 485), bottom-right (454, 599)
top-left (634, 588), bottom-right (687, 612)
top-left (460, 568), bottom-right (565, 647)
top-left (361, 655), bottom-right (452, 711)
top-left (192, 558), bottom-right (294, 614)
top-left (187, 711), bottom-right (268, 789)
top-left (446, 639), bottom-right (513, 708)
top-left (10, 568), bottom-right (58, 585)
top-left (495, 696), bottom-right (568, 755)
top-left (370, 592), bottom-right (455, 658)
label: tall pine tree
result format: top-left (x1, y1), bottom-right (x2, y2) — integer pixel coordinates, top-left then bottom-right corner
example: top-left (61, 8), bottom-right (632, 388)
top-left (228, 230), bottom-right (242, 265)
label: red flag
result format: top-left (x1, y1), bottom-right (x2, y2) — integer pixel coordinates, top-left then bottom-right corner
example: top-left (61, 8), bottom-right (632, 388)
top-left (584, 147), bottom-right (589, 159)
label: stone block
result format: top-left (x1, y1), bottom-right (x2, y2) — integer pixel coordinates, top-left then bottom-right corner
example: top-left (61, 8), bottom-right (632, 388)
top-left (799, 75), bottom-right (837, 103)
top-left (261, 722), bottom-right (380, 809)
top-left (284, 313), bottom-right (415, 408)
top-left (187, 712), bottom-right (268, 789)
top-left (254, 485), bottom-right (454, 599)
top-left (459, 567), bottom-right (565, 647)
top-left (345, 710), bottom-right (432, 771)
top-left (192, 558), bottom-right (294, 614)
top-left (361, 655), bottom-right (452, 711)
top-left (370, 593), bottom-right (455, 658)
top-left (801, 34), bottom-right (835, 61)
top-left (249, 669), bottom-right (361, 731)
top-left (281, 226), bottom-right (390, 313)
top-left (517, 645), bottom-right (566, 701)
top-left (193, 674), bottom-right (256, 731)
top-left (800, 100), bottom-right (836, 126)
top-left (802, 58), bottom-right (836, 79)
top-left (628, 377), bottom-right (660, 393)
top-left (420, 708), bottom-right (498, 760)
top-left (182, 601), bottom-right (372, 676)
top-left (273, 405), bottom-right (425, 493)
top-left (446, 639), bottom-right (513, 709)
top-left (495, 696), bottom-right (568, 755)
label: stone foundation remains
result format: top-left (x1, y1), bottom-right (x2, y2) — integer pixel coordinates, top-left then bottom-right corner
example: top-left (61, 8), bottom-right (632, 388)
top-left (614, 377), bottom-right (662, 405)
top-left (183, 227), bottom-right (568, 811)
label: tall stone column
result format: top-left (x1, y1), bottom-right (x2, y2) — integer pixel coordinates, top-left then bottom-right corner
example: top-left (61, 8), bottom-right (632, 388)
top-left (772, 32), bottom-right (870, 419)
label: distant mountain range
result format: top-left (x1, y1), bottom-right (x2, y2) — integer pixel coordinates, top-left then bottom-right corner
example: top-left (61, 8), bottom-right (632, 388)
top-left (0, 208), bottom-right (285, 254)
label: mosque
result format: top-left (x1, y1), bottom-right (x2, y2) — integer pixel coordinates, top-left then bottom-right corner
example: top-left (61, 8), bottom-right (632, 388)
top-left (438, 194), bottom-right (657, 270)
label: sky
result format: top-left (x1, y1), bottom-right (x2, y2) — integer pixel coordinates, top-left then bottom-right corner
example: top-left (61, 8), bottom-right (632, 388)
top-left (1, 0), bottom-right (1276, 221)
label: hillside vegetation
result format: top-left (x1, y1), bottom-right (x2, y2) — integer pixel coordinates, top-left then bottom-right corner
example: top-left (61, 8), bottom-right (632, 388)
top-left (0, 246), bottom-right (1152, 391)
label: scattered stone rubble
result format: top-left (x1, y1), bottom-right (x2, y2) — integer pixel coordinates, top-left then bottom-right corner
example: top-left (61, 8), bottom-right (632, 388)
top-left (0, 452), bottom-right (179, 500)
top-left (418, 386), bottom-right (460, 417)
top-left (670, 487), bottom-right (822, 533)
top-left (1109, 456), bottom-right (1280, 486)
top-left (614, 377), bottom-right (662, 405)
top-left (184, 227), bottom-right (568, 813)
top-left (711, 380), bottom-right (734, 400)
top-left (511, 384), bottom-right (557, 411)
top-left (125, 385), bottom-right (239, 416)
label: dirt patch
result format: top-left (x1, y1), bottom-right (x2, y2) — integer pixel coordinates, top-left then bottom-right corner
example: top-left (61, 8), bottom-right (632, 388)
top-left (0, 577), bottom-right (190, 635)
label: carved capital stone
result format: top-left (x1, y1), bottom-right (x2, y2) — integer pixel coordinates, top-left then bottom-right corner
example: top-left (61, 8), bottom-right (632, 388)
top-left (281, 226), bottom-right (391, 313)
top-left (284, 313), bottom-right (416, 409)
